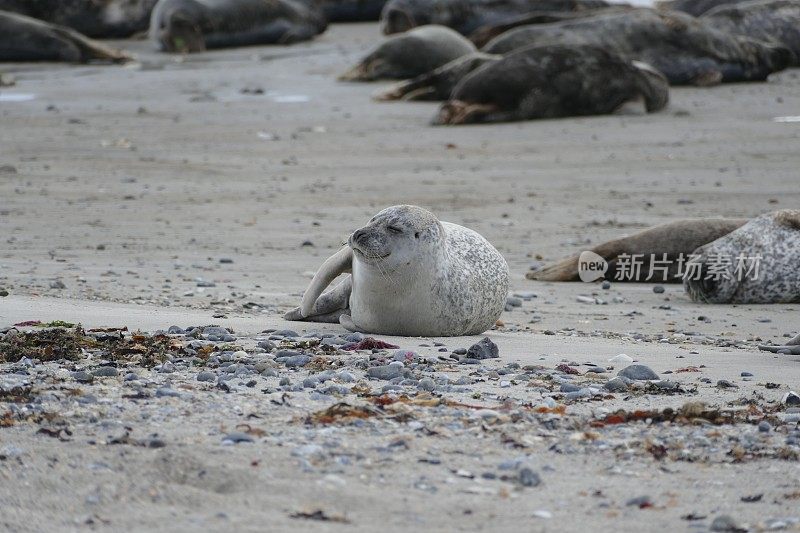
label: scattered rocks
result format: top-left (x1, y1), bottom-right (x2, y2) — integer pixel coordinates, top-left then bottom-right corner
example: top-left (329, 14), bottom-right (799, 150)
top-left (465, 337), bottom-right (499, 360)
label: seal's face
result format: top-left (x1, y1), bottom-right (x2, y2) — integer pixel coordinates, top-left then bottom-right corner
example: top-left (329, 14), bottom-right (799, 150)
top-left (380, 0), bottom-right (430, 34)
top-left (684, 210), bottom-right (800, 303)
top-left (349, 205), bottom-right (442, 271)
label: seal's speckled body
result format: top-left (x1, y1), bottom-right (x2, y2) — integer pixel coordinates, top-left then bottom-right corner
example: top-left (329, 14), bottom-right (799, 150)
top-left (285, 205), bottom-right (509, 336)
top-left (684, 210), bottom-right (800, 304)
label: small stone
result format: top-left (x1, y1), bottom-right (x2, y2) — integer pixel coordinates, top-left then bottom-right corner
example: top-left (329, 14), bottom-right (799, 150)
top-left (653, 285), bottom-right (665, 294)
top-left (284, 354), bottom-right (313, 367)
top-left (783, 391), bottom-right (800, 406)
top-left (71, 371), bottom-right (93, 383)
top-left (222, 432), bottom-right (254, 444)
top-left (740, 371), bottom-right (753, 377)
top-left (159, 362), bottom-right (176, 373)
top-left (618, 364), bottom-right (659, 381)
top-left (466, 337), bottom-right (499, 360)
top-left (155, 387), bottom-right (180, 398)
top-left (758, 420), bottom-right (771, 433)
top-left (418, 377), bottom-right (435, 391)
top-left (49, 280), bottom-right (66, 289)
top-left (608, 354), bottom-right (633, 364)
top-left (506, 296), bottom-right (523, 308)
top-left (532, 510), bottom-right (552, 519)
top-left (92, 367), bottom-right (118, 378)
top-left (626, 495), bottom-right (653, 508)
top-left (601, 280), bottom-right (611, 290)
top-left (272, 329), bottom-right (299, 338)
top-left (716, 379), bottom-right (738, 389)
top-left (604, 377), bottom-right (629, 392)
top-left (123, 372), bottom-right (138, 381)
top-left (196, 371), bottom-right (215, 382)
top-left (367, 365), bottom-right (403, 380)
top-left (518, 467), bottom-right (541, 487)
top-left (279, 377), bottom-right (291, 386)
top-left (167, 325), bottom-right (185, 334)
top-left (710, 515), bottom-right (744, 532)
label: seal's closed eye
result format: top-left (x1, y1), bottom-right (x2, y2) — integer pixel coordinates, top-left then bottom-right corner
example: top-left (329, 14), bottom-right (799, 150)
top-left (387, 225), bottom-right (403, 234)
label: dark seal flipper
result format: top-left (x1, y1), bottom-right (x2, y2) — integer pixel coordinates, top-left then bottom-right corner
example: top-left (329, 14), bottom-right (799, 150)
top-left (0, 11), bottom-right (130, 63)
top-left (632, 61), bottom-right (669, 112)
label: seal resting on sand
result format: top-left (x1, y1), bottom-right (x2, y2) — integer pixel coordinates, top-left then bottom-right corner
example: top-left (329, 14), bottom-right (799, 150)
top-left (380, 0), bottom-right (609, 35)
top-left (432, 44), bottom-right (669, 124)
top-left (149, 0), bottom-right (327, 53)
top-left (285, 205), bottom-right (509, 336)
top-left (339, 25), bottom-right (476, 81)
top-left (684, 210), bottom-right (800, 304)
top-left (701, 0), bottom-right (800, 66)
top-left (0, 0), bottom-right (158, 38)
top-left (529, 218), bottom-right (748, 282)
top-left (0, 10), bottom-right (130, 62)
top-left (482, 8), bottom-right (792, 85)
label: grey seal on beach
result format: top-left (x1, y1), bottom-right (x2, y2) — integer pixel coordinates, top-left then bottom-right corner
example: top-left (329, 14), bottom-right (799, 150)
top-left (0, 10), bottom-right (130, 62)
top-left (657, 0), bottom-right (753, 16)
top-left (0, 0), bottom-right (158, 38)
top-left (285, 205), bottom-right (510, 337)
top-left (483, 8), bottom-right (792, 85)
top-left (684, 210), bottom-right (800, 304)
top-left (529, 218), bottom-right (748, 282)
top-left (432, 44), bottom-right (669, 124)
top-left (701, 0), bottom-right (800, 66)
top-left (149, 0), bottom-right (327, 53)
top-left (339, 25), bottom-right (476, 81)
top-left (529, 210), bottom-right (800, 304)
top-left (380, 0), bottom-right (609, 35)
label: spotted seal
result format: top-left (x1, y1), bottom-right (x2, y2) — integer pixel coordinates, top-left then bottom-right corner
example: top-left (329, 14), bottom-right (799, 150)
top-left (0, 10), bottom-right (130, 62)
top-left (149, 0), bottom-right (327, 53)
top-left (701, 0), bottom-right (800, 66)
top-left (339, 25), bottom-right (476, 81)
top-left (529, 218), bottom-right (748, 282)
top-left (483, 8), bottom-right (792, 85)
top-left (684, 210), bottom-right (800, 304)
top-left (380, 0), bottom-right (609, 35)
top-left (432, 44), bottom-right (670, 125)
top-left (0, 0), bottom-right (158, 38)
top-left (285, 205), bottom-right (510, 336)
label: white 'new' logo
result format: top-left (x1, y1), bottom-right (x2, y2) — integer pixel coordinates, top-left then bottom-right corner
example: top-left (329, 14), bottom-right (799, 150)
top-left (578, 251), bottom-right (608, 283)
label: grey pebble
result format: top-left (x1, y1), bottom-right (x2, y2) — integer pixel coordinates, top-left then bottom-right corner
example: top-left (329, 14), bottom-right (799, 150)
top-left (367, 365), bottom-right (403, 380)
top-left (71, 371), bottom-right (93, 383)
top-left (617, 364), bottom-right (659, 381)
top-left (518, 467), bottom-right (541, 487)
top-left (92, 367), bottom-right (118, 377)
top-left (466, 337), bottom-right (499, 360)
top-left (222, 432), bottom-right (254, 444)
top-left (197, 371), bottom-right (216, 382)
top-left (604, 377), bottom-right (629, 392)
top-left (710, 515), bottom-right (743, 532)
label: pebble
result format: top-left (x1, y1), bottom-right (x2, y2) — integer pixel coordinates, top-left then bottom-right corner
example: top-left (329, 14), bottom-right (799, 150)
top-left (608, 354), bottom-right (633, 364)
top-left (601, 280), bottom-right (611, 289)
top-left (783, 391), bottom-right (800, 406)
top-left (92, 367), bottom-right (118, 378)
top-left (710, 515), bottom-right (743, 532)
top-left (196, 371), bottom-right (216, 382)
top-left (617, 364), bottom-right (659, 381)
top-left (758, 420), bottom-right (772, 433)
top-left (532, 510), bottom-right (552, 519)
top-left (222, 432), bottom-right (254, 444)
top-left (518, 467), bottom-right (541, 487)
top-left (716, 379), bottom-right (738, 389)
top-left (653, 285), bottom-right (665, 294)
top-left (418, 377), bottom-right (435, 391)
top-left (604, 377), bottom-right (629, 392)
top-left (71, 371), bottom-right (93, 383)
top-left (284, 355), bottom-right (313, 368)
top-left (155, 387), bottom-right (180, 398)
top-left (466, 337), bottom-right (499, 360)
top-left (367, 365), bottom-right (403, 380)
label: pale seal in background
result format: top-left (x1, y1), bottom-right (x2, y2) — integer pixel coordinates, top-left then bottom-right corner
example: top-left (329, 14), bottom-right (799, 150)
top-left (285, 205), bottom-right (510, 337)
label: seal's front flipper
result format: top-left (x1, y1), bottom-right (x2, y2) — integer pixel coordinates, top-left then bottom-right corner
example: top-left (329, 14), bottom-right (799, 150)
top-left (301, 246), bottom-right (353, 317)
top-left (285, 276), bottom-right (352, 323)
top-left (788, 333), bottom-right (800, 346)
top-left (339, 314), bottom-right (365, 333)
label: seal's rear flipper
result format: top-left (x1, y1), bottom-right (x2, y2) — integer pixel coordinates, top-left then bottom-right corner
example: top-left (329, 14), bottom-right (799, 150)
top-left (527, 255), bottom-right (580, 281)
top-left (301, 247), bottom-right (353, 317)
top-left (632, 61), bottom-right (669, 112)
top-left (340, 314), bottom-right (365, 333)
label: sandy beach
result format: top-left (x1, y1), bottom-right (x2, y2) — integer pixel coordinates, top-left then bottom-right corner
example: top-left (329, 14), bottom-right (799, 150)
top-left (2, 22), bottom-right (800, 532)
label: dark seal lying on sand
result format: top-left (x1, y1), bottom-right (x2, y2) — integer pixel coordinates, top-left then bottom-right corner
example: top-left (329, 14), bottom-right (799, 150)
top-left (149, 0), bottom-right (327, 53)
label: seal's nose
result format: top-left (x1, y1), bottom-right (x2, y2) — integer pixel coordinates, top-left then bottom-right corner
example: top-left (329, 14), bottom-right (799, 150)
top-left (352, 228), bottom-right (368, 245)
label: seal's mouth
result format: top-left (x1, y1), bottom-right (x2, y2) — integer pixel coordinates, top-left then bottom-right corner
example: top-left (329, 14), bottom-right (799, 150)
top-left (352, 247), bottom-right (390, 261)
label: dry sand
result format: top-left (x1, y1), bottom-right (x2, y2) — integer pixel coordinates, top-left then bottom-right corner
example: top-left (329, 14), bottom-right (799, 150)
top-left (2, 22), bottom-right (800, 533)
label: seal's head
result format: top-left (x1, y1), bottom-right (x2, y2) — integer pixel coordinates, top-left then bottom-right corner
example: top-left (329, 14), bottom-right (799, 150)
top-left (349, 205), bottom-right (443, 271)
top-left (684, 210), bottom-right (800, 303)
top-left (380, 0), bottom-right (431, 34)
top-left (150, 0), bottom-right (206, 53)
